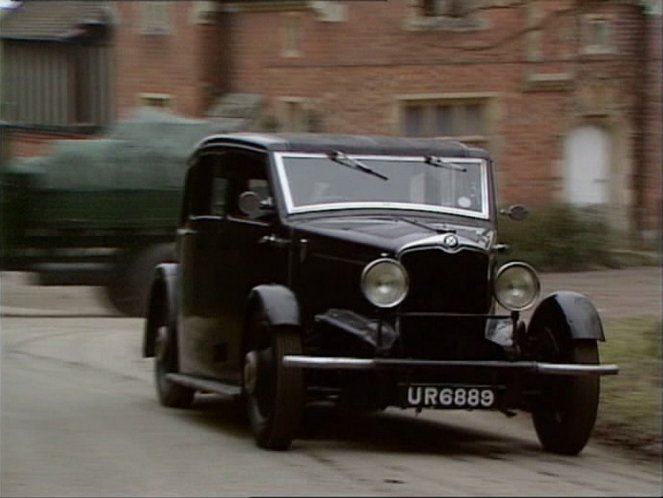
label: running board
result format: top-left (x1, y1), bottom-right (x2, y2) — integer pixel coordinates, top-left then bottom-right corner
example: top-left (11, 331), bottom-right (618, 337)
top-left (166, 373), bottom-right (242, 399)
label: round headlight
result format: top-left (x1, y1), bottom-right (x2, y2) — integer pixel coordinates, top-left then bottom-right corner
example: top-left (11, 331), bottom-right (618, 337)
top-left (494, 262), bottom-right (540, 311)
top-left (361, 258), bottom-right (409, 308)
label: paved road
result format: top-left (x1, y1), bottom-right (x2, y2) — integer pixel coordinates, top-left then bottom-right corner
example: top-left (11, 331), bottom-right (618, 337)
top-left (0, 268), bottom-right (661, 497)
top-left (537, 266), bottom-right (661, 320)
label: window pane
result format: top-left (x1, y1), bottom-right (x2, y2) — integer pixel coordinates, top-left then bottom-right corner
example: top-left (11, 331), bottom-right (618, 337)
top-left (595, 21), bottom-right (609, 46)
top-left (404, 106), bottom-right (424, 137)
top-left (434, 105), bottom-right (454, 136)
top-left (280, 155), bottom-right (487, 216)
top-left (249, 178), bottom-right (270, 201)
top-left (212, 177), bottom-right (227, 216)
top-left (464, 103), bottom-right (484, 135)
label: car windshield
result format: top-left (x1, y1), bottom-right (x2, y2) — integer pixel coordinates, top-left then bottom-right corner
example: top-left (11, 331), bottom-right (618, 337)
top-left (274, 152), bottom-right (489, 219)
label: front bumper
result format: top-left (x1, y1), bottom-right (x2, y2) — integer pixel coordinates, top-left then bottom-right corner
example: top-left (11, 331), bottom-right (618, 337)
top-left (283, 355), bottom-right (619, 376)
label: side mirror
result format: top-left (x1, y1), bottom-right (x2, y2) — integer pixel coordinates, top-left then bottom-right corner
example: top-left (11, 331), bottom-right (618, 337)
top-left (499, 204), bottom-right (529, 221)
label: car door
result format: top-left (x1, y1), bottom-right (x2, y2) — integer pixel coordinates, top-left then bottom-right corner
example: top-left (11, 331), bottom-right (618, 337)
top-left (178, 151), bottom-right (229, 378)
top-left (178, 147), bottom-right (285, 382)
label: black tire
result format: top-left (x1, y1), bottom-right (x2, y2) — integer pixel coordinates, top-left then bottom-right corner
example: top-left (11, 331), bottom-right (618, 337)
top-left (105, 243), bottom-right (176, 317)
top-left (243, 307), bottom-right (304, 450)
top-left (154, 304), bottom-right (194, 408)
top-left (532, 339), bottom-right (600, 456)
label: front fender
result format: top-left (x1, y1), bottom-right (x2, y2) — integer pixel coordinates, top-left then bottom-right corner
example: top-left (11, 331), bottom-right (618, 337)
top-left (247, 284), bottom-right (301, 328)
top-left (527, 291), bottom-right (605, 342)
top-left (142, 263), bottom-right (179, 357)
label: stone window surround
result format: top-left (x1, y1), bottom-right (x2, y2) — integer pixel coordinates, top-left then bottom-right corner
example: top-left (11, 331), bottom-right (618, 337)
top-left (138, 93), bottom-right (174, 109)
top-left (281, 11), bottom-right (303, 58)
top-left (405, 0), bottom-right (487, 32)
top-left (137, 1), bottom-right (172, 35)
top-left (396, 92), bottom-right (499, 147)
top-left (581, 14), bottom-right (614, 55)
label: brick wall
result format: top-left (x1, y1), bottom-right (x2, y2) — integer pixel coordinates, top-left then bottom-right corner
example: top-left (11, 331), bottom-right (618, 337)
top-left (224, 0), bottom-right (660, 233)
top-left (6, 0), bottom-right (660, 233)
top-left (112, 2), bottom-right (218, 118)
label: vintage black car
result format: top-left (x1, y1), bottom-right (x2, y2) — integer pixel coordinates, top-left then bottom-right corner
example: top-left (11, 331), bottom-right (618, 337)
top-left (142, 133), bottom-right (618, 454)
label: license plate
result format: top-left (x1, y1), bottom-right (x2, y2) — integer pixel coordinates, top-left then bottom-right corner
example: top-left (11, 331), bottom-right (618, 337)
top-left (399, 384), bottom-right (498, 409)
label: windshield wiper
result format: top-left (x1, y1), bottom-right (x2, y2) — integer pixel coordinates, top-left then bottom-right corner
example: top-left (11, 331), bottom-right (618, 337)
top-left (425, 155), bottom-right (467, 172)
top-left (399, 217), bottom-right (456, 234)
top-left (329, 150), bottom-right (389, 181)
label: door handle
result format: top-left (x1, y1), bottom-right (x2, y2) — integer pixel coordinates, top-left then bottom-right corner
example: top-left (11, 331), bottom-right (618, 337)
top-left (259, 234), bottom-right (289, 248)
top-left (177, 228), bottom-right (197, 236)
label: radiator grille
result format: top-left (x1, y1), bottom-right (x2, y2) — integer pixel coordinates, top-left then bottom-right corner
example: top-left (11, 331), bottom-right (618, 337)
top-left (398, 247), bottom-right (498, 360)
top-left (400, 247), bottom-right (491, 313)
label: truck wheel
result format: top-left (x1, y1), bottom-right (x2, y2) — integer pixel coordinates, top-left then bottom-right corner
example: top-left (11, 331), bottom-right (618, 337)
top-left (105, 243), bottom-right (176, 317)
top-left (531, 338), bottom-right (600, 456)
top-left (154, 304), bottom-right (194, 408)
top-left (243, 306), bottom-right (304, 450)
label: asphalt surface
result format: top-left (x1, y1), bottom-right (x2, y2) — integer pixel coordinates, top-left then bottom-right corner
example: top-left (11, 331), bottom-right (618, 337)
top-left (0, 267), bottom-right (661, 497)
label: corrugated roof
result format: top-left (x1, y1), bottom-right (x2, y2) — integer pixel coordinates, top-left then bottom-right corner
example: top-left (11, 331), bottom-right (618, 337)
top-left (0, 0), bottom-right (109, 41)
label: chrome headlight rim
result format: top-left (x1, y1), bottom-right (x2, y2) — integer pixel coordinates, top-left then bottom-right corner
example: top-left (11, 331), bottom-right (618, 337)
top-left (494, 261), bottom-right (541, 311)
top-left (360, 258), bottom-right (409, 309)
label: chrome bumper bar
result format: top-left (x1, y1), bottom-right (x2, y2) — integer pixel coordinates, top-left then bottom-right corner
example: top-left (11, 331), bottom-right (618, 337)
top-left (282, 355), bottom-right (619, 376)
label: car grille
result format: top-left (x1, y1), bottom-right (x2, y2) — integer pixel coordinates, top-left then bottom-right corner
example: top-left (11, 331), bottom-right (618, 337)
top-left (399, 247), bottom-right (491, 313)
top-left (397, 247), bottom-right (497, 361)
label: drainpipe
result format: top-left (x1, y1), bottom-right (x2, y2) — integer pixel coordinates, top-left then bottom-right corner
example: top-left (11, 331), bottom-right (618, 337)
top-left (632, 1), bottom-right (649, 242)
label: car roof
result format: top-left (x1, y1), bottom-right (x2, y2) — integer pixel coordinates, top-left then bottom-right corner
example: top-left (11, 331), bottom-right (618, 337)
top-left (196, 132), bottom-right (491, 160)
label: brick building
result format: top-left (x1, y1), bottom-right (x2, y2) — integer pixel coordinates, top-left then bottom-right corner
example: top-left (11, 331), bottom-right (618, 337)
top-left (1, 0), bottom-right (661, 237)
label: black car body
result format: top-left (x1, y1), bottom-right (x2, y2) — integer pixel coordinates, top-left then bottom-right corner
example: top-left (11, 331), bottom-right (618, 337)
top-left (143, 133), bottom-right (618, 454)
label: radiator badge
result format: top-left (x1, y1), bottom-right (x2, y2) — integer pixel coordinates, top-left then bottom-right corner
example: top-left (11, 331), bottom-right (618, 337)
top-left (442, 233), bottom-right (459, 248)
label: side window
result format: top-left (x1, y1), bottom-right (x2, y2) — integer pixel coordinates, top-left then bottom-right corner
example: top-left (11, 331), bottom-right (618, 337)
top-left (187, 163), bottom-right (212, 218)
top-left (249, 178), bottom-right (270, 203)
top-left (181, 153), bottom-right (228, 223)
top-left (211, 165), bottom-right (228, 217)
top-left (226, 151), bottom-right (272, 220)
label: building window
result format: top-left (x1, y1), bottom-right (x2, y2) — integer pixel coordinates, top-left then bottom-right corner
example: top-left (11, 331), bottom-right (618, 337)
top-left (401, 98), bottom-right (492, 149)
top-left (139, 93), bottom-right (173, 109)
top-left (421, 0), bottom-right (470, 18)
top-left (282, 13), bottom-right (302, 57)
top-left (138, 1), bottom-right (171, 35)
top-left (310, 1), bottom-right (347, 22)
top-left (582, 16), bottom-right (612, 54)
top-left (408, 0), bottom-right (483, 31)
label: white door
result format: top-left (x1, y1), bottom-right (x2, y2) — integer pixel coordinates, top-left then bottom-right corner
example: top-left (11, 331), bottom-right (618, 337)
top-left (563, 125), bottom-right (610, 205)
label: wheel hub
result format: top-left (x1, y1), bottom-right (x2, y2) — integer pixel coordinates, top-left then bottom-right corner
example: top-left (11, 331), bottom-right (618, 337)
top-left (244, 350), bottom-right (259, 394)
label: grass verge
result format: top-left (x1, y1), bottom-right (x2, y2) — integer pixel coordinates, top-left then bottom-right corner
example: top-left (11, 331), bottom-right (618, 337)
top-left (594, 316), bottom-right (662, 458)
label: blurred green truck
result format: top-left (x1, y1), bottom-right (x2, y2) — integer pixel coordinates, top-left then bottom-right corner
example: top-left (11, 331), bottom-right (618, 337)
top-left (0, 108), bottom-right (230, 316)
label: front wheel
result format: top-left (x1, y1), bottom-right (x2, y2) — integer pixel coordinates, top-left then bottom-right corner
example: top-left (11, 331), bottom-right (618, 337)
top-left (531, 339), bottom-right (600, 455)
top-left (243, 307), bottom-right (304, 450)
